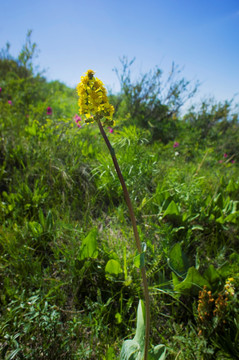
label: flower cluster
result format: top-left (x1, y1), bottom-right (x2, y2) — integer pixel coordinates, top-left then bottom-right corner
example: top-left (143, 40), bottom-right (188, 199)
top-left (196, 278), bottom-right (238, 337)
top-left (74, 114), bottom-right (82, 128)
top-left (76, 70), bottom-right (115, 126)
top-left (213, 293), bottom-right (228, 319)
top-left (197, 286), bottom-right (215, 323)
top-left (47, 106), bottom-right (52, 115)
top-left (224, 277), bottom-right (235, 296)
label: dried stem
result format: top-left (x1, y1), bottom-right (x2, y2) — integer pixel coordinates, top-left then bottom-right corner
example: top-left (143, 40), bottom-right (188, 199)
top-left (97, 119), bottom-right (150, 360)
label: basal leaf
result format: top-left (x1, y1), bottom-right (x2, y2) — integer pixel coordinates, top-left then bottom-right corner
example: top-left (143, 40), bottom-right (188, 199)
top-left (174, 266), bottom-right (211, 295)
top-left (204, 264), bottom-right (220, 285)
top-left (148, 344), bottom-right (167, 360)
top-left (78, 228), bottom-right (98, 260)
top-left (105, 259), bottom-right (123, 275)
top-left (168, 243), bottom-right (188, 276)
top-left (163, 200), bottom-right (180, 217)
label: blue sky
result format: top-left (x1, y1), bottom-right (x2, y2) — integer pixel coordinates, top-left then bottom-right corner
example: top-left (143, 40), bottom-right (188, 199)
top-left (0, 0), bottom-right (239, 110)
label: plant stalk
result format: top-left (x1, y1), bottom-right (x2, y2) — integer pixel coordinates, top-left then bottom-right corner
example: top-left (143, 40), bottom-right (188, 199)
top-left (97, 119), bottom-right (150, 360)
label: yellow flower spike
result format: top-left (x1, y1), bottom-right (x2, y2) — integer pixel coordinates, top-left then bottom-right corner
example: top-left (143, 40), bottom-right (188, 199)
top-left (76, 69), bottom-right (115, 126)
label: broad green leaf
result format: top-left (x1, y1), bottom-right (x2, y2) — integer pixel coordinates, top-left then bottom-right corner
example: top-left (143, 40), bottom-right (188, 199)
top-left (105, 259), bottom-right (123, 275)
top-left (148, 344), bottom-right (167, 360)
top-left (120, 300), bottom-right (145, 360)
top-left (172, 272), bottom-right (180, 287)
top-left (204, 265), bottom-right (220, 285)
top-left (163, 200), bottom-right (180, 217)
top-left (174, 267), bottom-right (211, 295)
top-left (120, 300), bottom-right (166, 360)
top-left (134, 300), bottom-right (146, 345)
top-left (120, 339), bottom-right (142, 360)
top-left (224, 211), bottom-right (239, 223)
top-left (134, 252), bottom-right (145, 269)
top-left (168, 243), bottom-right (188, 276)
top-left (78, 228), bottom-right (98, 260)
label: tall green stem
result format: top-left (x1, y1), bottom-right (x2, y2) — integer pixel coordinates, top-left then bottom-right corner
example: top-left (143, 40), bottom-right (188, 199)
top-left (97, 119), bottom-right (150, 360)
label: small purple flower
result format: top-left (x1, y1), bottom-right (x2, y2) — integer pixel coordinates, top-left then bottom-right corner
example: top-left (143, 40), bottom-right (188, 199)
top-left (231, 160), bottom-right (235, 164)
top-left (219, 160), bottom-right (223, 163)
top-left (76, 123), bottom-right (82, 128)
top-left (47, 106), bottom-right (52, 115)
top-left (173, 141), bottom-right (179, 148)
top-left (108, 127), bottom-right (114, 133)
top-left (223, 153), bottom-right (228, 158)
top-left (0, 87), bottom-right (2, 92)
top-left (8, 100), bottom-right (12, 105)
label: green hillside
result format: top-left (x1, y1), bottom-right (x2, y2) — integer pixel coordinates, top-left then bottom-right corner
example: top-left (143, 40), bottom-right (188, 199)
top-left (1, 35), bottom-right (239, 360)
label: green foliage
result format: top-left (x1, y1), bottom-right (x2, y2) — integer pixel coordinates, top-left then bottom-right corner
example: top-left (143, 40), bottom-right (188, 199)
top-left (113, 57), bottom-right (198, 141)
top-left (120, 301), bottom-right (166, 360)
top-left (1, 33), bottom-right (239, 359)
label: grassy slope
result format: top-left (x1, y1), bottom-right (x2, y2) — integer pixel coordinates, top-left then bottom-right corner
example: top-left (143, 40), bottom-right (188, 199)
top-left (0, 61), bottom-right (239, 359)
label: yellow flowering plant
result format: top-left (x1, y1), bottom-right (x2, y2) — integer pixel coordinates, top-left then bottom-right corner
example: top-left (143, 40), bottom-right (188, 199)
top-left (76, 70), bottom-right (115, 126)
top-left (76, 70), bottom-right (151, 360)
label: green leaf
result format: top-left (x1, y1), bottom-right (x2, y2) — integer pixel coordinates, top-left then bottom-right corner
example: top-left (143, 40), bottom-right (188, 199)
top-left (168, 243), bottom-right (188, 276)
top-left (115, 312), bottom-right (122, 324)
top-left (120, 300), bottom-right (145, 360)
top-left (148, 344), bottom-right (167, 360)
top-left (78, 228), bottom-right (98, 260)
top-left (134, 253), bottom-right (145, 269)
top-left (120, 300), bottom-right (166, 359)
top-left (134, 300), bottom-right (146, 345)
top-left (104, 347), bottom-right (116, 360)
top-left (204, 265), bottom-right (220, 285)
top-left (105, 259), bottom-right (123, 275)
top-left (224, 211), bottom-right (239, 223)
top-left (174, 267), bottom-right (211, 295)
top-left (172, 272), bottom-right (180, 287)
top-left (28, 221), bottom-right (43, 236)
top-left (46, 210), bottom-right (53, 230)
top-left (163, 200), bottom-right (180, 217)
top-left (120, 339), bottom-right (142, 360)
top-left (38, 208), bottom-right (45, 228)
top-left (6, 348), bottom-right (22, 360)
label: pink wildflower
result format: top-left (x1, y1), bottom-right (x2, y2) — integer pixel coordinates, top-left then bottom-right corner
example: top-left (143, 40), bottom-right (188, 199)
top-left (108, 127), bottom-right (114, 133)
top-left (47, 106), bottom-right (52, 115)
top-left (8, 100), bottom-right (12, 105)
top-left (0, 87), bottom-right (2, 92)
top-left (223, 153), bottom-right (228, 158)
top-left (74, 114), bottom-right (82, 123)
top-left (219, 160), bottom-right (223, 163)
top-left (231, 160), bottom-right (235, 164)
top-left (173, 142), bottom-right (179, 148)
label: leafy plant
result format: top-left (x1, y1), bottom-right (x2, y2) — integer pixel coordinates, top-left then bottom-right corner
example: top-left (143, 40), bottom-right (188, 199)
top-left (120, 300), bottom-right (166, 360)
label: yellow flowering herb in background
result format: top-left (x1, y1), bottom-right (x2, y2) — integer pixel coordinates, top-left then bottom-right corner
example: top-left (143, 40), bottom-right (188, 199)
top-left (76, 69), bottom-right (115, 126)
